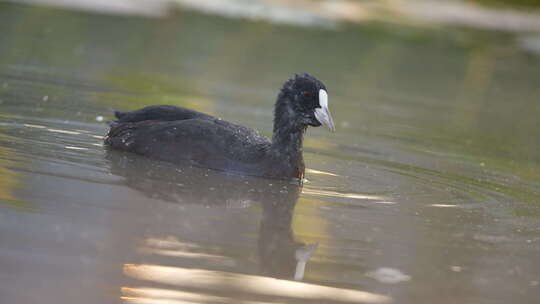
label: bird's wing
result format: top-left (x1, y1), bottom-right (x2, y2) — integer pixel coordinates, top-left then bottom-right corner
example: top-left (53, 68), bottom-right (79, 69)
top-left (105, 118), bottom-right (271, 167)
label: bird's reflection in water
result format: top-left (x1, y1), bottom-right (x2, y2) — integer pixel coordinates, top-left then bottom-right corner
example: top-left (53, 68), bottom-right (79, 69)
top-left (106, 149), bottom-right (316, 280)
top-left (106, 150), bottom-right (391, 304)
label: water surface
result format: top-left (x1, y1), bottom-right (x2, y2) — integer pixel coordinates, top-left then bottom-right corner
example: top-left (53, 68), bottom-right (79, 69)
top-left (1, 3), bottom-right (539, 304)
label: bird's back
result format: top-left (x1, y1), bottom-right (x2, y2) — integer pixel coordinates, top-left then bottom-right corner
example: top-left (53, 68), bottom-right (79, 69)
top-left (105, 106), bottom-right (273, 176)
top-left (113, 105), bottom-right (213, 123)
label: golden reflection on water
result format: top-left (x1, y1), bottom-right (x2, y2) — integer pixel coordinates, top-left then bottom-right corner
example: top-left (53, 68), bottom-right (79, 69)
top-left (302, 187), bottom-right (391, 202)
top-left (121, 287), bottom-right (232, 304)
top-left (122, 264), bottom-right (392, 304)
top-left (64, 146), bottom-right (88, 151)
top-left (144, 238), bottom-right (203, 250)
top-left (0, 135), bottom-right (29, 209)
top-left (305, 168), bottom-right (340, 177)
top-left (140, 238), bottom-right (235, 262)
top-left (121, 287), bottom-right (288, 304)
top-left (139, 238), bottom-right (233, 262)
top-left (23, 123), bottom-right (46, 129)
top-left (46, 128), bottom-right (81, 135)
top-left (140, 248), bottom-right (230, 259)
top-left (428, 204), bottom-right (459, 208)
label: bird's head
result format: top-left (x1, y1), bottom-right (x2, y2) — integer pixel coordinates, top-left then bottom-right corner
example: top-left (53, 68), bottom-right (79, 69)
top-left (278, 73), bottom-right (335, 132)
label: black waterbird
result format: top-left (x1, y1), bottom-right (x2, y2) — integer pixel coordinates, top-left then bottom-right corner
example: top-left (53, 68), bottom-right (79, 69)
top-left (104, 73), bottom-right (335, 180)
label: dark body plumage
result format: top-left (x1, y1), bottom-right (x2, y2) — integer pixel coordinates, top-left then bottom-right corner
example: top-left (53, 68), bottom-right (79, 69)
top-left (104, 74), bottom-right (334, 180)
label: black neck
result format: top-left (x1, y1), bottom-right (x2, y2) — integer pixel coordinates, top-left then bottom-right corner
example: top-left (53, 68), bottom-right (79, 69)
top-left (271, 91), bottom-right (306, 177)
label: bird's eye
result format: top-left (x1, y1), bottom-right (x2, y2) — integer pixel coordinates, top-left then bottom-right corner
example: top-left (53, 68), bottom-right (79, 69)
top-left (302, 91), bottom-right (313, 97)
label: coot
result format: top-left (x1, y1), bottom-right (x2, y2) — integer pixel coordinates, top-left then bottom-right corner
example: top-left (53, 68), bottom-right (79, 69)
top-left (104, 73), bottom-right (334, 180)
